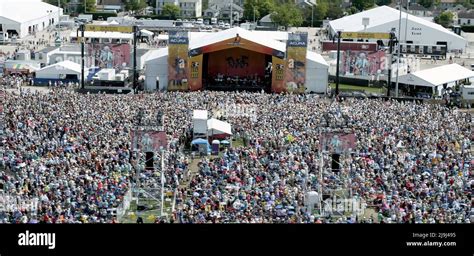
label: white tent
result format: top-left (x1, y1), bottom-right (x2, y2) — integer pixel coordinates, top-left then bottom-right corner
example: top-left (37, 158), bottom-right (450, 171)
top-left (193, 110), bottom-right (208, 135)
top-left (140, 29), bottom-right (154, 37)
top-left (306, 51), bottom-right (329, 93)
top-left (207, 118), bottom-right (232, 136)
top-left (398, 64), bottom-right (474, 88)
top-left (328, 6), bottom-right (467, 52)
top-left (36, 60), bottom-right (87, 79)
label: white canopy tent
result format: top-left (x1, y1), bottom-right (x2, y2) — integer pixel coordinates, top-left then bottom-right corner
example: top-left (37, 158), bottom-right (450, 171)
top-left (207, 118), bottom-right (232, 136)
top-left (193, 110), bottom-right (208, 136)
top-left (398, 64), bottom-right (474, 88)
top-left (398, 64), bottom-right (474, 96)
top-left (36, 60), bottom-right (87, 79)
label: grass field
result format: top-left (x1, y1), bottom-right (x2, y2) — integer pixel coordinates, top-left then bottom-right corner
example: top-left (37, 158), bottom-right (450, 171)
top-left (329, 83), bottom-right (387, 94)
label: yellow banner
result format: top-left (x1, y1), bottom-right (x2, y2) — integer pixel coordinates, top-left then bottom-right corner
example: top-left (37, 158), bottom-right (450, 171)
top-left (340, 32), bottom-right (391, 39)
top-left (84, 25), bottom-right (133, 33)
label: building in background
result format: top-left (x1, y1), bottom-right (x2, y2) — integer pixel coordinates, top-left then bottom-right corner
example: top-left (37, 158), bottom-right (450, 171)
top-left (156, 0), bottom-right (202, 17)
top-left (0, 0), bottom-right (63, 38)
top-left (457, 11), bottom-right (474, 26)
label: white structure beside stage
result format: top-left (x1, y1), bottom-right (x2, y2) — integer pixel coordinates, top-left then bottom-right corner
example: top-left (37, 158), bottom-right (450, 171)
top-left (328, 6), bottom-right (467, 52)
top-left (398, 63), bottom-right (474, 95)
top-left (36, 60), bottom-right (87, 80)
top-left (0, 0), bottom-right (63, 38)
top-left (144, 28), bottom-right (329, 93)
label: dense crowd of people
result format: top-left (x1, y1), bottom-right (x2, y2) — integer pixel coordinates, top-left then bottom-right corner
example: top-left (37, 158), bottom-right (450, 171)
top-left (0, 85), bottom-right (472, 223)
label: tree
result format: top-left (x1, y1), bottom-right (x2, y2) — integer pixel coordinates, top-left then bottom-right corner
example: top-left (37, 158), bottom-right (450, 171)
top-left (327, 2), bottom-right (343, 19)
top-left (417, 0), bottom-right (435, 8)
top-left (314, 1), bottom-right (328, 20)
top-left (243, 0), bottom-right (275, 22)
top-left (352, 0), bottom-right (375, 11)
top-left (79, 0), bottom-right (97, 13)
top-left (125, 0), bottom-right (148, 11)
top-left (270, 2), bottom-right (303, 29)
top-left (434, 11), bottom-right (454, 28)
top-left (376, 0), bottom-right (392, 5)
top-left (162, 3), bottom-right (181, 19)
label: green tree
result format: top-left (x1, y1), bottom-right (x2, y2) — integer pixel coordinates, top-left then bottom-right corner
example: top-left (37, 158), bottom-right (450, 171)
top-left (314, 0), bottom-right (328, 20)
top-left (434, 11), bottom-right (454, 28)
top-left (417, 0), bottom-right (435, 8)
top-left (125, 0), bottom-right (148, 11)
top-left (243, 0), bottom-right (275, 22)
top-left (352, 0), bottom-right (375, 11)
top-left (376, 0), bottom-right (392, 5)
top-left (327, 2), bottom-right (343, 19)
top-left (78, 0), bottom-right (97, 13)
top-left (270, 2), bottom-right (303, 29)
top-left (162, 3), bottom-right (181, 19)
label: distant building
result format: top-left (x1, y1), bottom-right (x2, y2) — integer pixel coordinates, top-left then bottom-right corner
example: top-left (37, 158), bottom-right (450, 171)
top-left (156, 0), bottom-right (202, 17)
top-left (457, 11), bottom-right (474, 26)
top-left (204, 2), bottom-right (243, 20)
top-left (407, 3), bottom-right (432, 17)
top-left (259, 14), bottom-right (277, 29)
top-left (96, 0), bottom-right (125, 11)
top-left (438, 0), bottom-right (458, 10)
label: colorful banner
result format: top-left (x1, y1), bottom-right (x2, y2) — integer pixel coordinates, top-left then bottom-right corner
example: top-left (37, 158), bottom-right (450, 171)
top-left (320, 133), bottom-right (356, 154)
top-left (87, 43), bottom-right (131, 69)
top-left (188, 54), bottom-right (203, 91)
top-left (341, 50), bottom-right (385, 77)
top-left (340, 32), bottom-right (391, 40)
top-left (271, 56), bottom-right (285, 93)
top-left (85, 25), bottom-right (134, 33)
top-left (284, 33), bottom-right (307, 93)
top-left (131, 130), bottom-right (168, 152)
top-left (168, 31), bottom-right (189, 91)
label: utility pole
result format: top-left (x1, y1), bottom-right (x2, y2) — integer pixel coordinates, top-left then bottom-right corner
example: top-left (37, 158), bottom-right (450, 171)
top-left (395, 0), bottom-right (402, 98)
top-left (57, 0), bottom-right (61, 46)
top-left (404, 0), bottom-right (409, 43)
top-left (387, 32), bottom-right (394, 97)
top-left (133, 26), bottom-right (138, 93)
top-left (230, 0), bottom-right (233, 27)
top-left (335, 31), bottom-right (341, 97)
top-left (80, 25), bottom-right (85, 89)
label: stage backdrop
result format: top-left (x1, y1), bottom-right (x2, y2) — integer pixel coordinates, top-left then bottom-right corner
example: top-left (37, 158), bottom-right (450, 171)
top-left (207, 48), bottom-right (265, 78)
top-left (271, 56), bottom-right (285, 92)
top-left (284, 33), bottom-right (308, 93)
top-left (168, 31), bottom-right (190, 91)
top-left (188, 54), bottom-right (203, 91)
top-left (87, 43), bottom-right (131, 69)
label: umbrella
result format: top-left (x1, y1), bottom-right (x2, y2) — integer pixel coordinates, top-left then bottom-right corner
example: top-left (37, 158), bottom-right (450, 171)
top-left (212, 140), bottom-right (220, 144)
top-left (191, 138), bottom-right (209, 145)
top-left (220, 140), bottom-right (230, 144)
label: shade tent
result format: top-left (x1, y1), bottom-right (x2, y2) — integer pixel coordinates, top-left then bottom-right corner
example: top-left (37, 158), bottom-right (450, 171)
top-left (207, 118), bottom-right (232, 136)
top-left (191, 138), bottom-right (209, 145)
top-left (193, 110), bottom-right (208, 135)
top-left (36, 60), bottom-right (87, 79)
top-left (398, 64), bottom-right (474, 87)
top-left (140, 29), bottom-right (154, 37)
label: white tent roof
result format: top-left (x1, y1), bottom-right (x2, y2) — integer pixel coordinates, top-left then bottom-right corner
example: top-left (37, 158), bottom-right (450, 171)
top-left (398, 64), bottom-right (474, 87)
top-left (140, 29), bottom-right (154, 37)
top-left (0, 0), bottom-right (62, 23)
top-left (193, 110), bottom-right (208, 120)
top-left (306, 51), bottom-right (329, 67)
top-left (207, 118), bottom-right (232, 136)
top-left (329, 6), bottom-right (464, 41)
top-left (189, 27), bottom-right (286, 53)
top-left (37, 60), bottom-right (85, 74)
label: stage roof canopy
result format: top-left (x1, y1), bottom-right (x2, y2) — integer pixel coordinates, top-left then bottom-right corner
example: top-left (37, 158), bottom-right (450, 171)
top-left (398, 64), bottom-right (474, 87)
top-left (189, 27), bottom-right (286, 53)
top-left (207, 118), bottom-right (232, 136)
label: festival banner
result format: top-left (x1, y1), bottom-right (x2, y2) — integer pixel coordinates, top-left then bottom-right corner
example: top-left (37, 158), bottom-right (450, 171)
top-left (168, 31), bottom-right (189, 91)
top-left (271, 56), bottom-right (285, 93)
top-left (320, 132), bottom-right (356, 154)
top-left (188, 54), bottom-right (203, 91)
top-left (284, 33), bottom-right (307, 93)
